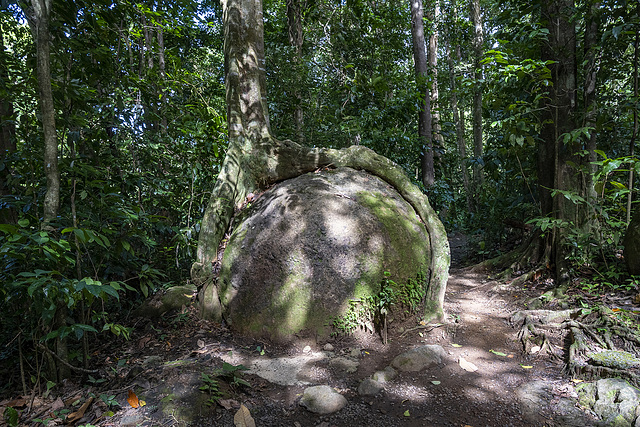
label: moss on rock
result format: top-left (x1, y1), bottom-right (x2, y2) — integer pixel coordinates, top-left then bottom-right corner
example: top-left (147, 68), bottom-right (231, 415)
top-left (589, 350), bottom-right (640, 370)
top-left (215, 167), bottom-right (433, 341)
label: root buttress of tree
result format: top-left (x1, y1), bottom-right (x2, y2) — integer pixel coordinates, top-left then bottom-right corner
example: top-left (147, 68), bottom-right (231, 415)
top-left (192, 137), bottom-right (450, 321)
top-left (511, 306), bottom-right (640, 386)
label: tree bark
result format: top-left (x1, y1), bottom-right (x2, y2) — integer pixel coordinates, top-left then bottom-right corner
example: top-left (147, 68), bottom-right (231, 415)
top-left (470, 0), bottom-right (484, 190)
top-left (0, 26), bottom-right (17, 224)
top-left (428, 0), bottom-right (443, 165)
top-left (287, 0), bottom-right (305, 144)
top-left (446, 38), bottom-right (472, 212)
top-left (628, 25), bottom-right (639, 224)
top-left (409, 0), bottom-right (434, 188)
top-left (193, 0), bottom-right (449, 322)
top-left (24, 0), bottom-right (60, 228)
top-left (540, 0), bottom-right (579, 284)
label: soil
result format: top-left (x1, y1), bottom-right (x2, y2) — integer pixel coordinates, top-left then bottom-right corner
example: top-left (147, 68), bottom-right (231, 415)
top-left (2, 234), bottom-right (601, 427)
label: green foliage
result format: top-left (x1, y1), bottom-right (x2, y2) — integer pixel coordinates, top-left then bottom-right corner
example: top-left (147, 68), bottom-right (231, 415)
top-left (0, 0), bottom-right (226, 391)
top-left (199, 373), bottom-right (223, 406)
top-left (3, 406), bottom-right (19, 427)
top-left (199, 363), bottom-right (250, 406)
top-left (329, 271), bottom-right (427, 337)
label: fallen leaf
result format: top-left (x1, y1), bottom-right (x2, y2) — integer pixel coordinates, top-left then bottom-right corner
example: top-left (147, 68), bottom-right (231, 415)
top-left (197, 339), bottom-right (205, 348)
top-left (137, 337), bottom-right (151, 350)
top-left (530, 345), bottom-right (541, 354)
top-left (2, 397), bottom-right (27, 408)
top-left (431, 380), bottom-right (441, 385)
top-left (520, 364), bottom-right (533, 369)
top-left (127, 390), bottom-right (142, 409)
top-left (571, 379), bottom-right (584, 383)
top-left (66, 397), bottom-right (93, 423)
top-left (451, 344), bottom-right (462, 348)
top-left (404, 410), bottom-right (410, 417)
top-left (459, 357), bottom-right (478, 372)
top-left (233, 404), bottom-right (256, 427)
top-left (507, 354), bottom-right (515, 358)
top-left (218, 399), bottom-right (239, 410)
top-left (489, 350), bottom-right (508, 357)
top-left (51, 397), bottom-right (65, 411)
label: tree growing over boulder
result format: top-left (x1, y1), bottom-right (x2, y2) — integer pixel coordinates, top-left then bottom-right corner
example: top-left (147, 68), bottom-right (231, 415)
top-left (191, 0), bottom-right (449, 341)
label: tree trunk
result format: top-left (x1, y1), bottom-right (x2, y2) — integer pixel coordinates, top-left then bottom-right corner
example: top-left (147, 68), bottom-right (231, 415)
top-left (0, 27), bottom-right (17, 224)
top-left (540, 0), bottom-right (579, 284)
top-left (446, 39), bottom-right (472, 212)
top-left (428, 0), bottom-right (443, 166)
top-left (409, 0), bottom-right (434, 188)
top-left (25, 0), bottom-right (60, 228)
top-left (157, 10), bottom-right (168, 135)
top-left (582, 0), bottom-right (600, 232)
top-left (470, 0), bottom-right (484, 190)
top-left (287, 0), bottom-right (305, 144)
top-left (628, 25), bottom-right (639, 224)
top-left (193, 0), bottom-right (449, 322)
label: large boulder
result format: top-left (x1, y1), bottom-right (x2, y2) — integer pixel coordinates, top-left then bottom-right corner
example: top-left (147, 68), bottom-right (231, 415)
top-left (624, 208), bottom-right (640, 275)
top-left (215, 167), bottom-right (432, 340)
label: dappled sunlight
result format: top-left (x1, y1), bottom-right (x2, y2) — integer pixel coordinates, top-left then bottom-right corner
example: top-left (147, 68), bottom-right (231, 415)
top-left (218, 167), bottom-right (432, 342)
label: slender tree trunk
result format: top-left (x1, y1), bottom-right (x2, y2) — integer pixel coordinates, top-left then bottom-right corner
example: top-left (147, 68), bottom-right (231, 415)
top-left (410, 0), bottom-right (434, 188)
top-left (0, 26), bottom-right (17, 224)
top-left (446, 39), bottom-right (472, 212)
top-left (428, 0), bottom-right (443, 165)
top-left (25, 0), bottom-right (60, 228)
top-left (157, 14), bottom-right (167, 134)
top-left (470, 0), bottom-right (484, 190)
top-left (287, 0), bottom-right (305, 144)
top-left (628, 26), bottom-right (639, 224)
top-left (194, 0), bottom-right (449, 323)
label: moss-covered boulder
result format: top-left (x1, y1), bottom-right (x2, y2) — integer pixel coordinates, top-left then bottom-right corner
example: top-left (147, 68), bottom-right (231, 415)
top-left (215, 167), bottom-right (432, 341)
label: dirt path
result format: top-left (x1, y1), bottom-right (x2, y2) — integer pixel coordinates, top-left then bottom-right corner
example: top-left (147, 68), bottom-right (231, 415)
top-left (82, 267), bottom-right (578, 427)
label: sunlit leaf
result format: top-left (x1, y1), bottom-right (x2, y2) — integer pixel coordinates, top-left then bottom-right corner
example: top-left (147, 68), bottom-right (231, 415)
top-left (459, 357), bottom-right (478, 372)
top-left (127, 390), bottom-right (141, 408)
top-left (233, 404), bottom-right (256, 427)
top-left (489, 350), bottom-right (508, 357)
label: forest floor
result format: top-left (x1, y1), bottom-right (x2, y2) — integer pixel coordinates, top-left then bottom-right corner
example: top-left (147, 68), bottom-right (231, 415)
top-left (6, 233), bottom-right (637, 426)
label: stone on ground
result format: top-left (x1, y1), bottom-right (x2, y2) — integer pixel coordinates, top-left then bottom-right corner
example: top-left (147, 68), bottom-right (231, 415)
top-left (391, 344), bottom-right (446, 372)
top-left (516, 380), bottom-right (593, 426)
top-left (299, 385), bottom-right (347, 414)
top-left (577, 378), bottom-right (640, 427)
top-left (329, 356), bottom-right (359, 373)
top-left (372, 366), bottom-right (397, 383)
top-left (357, 378), bottom-right (383, 396)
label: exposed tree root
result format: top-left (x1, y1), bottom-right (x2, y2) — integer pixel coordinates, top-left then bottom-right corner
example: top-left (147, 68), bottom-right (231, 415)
top-left (512, 306), bottom-right (640, 386)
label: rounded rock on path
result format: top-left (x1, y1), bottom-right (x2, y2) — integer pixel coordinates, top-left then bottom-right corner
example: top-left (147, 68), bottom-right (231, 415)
top-left (372, 366), bottom-right (397, 383)
top-left (329, 356), bottom-right (359, 373)
top-left (299, 385), bottom-right (347, 414)
top-left (358, 378), bottom-right (383, 396)
top-left (391, 344), bottom-right (446, 372)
